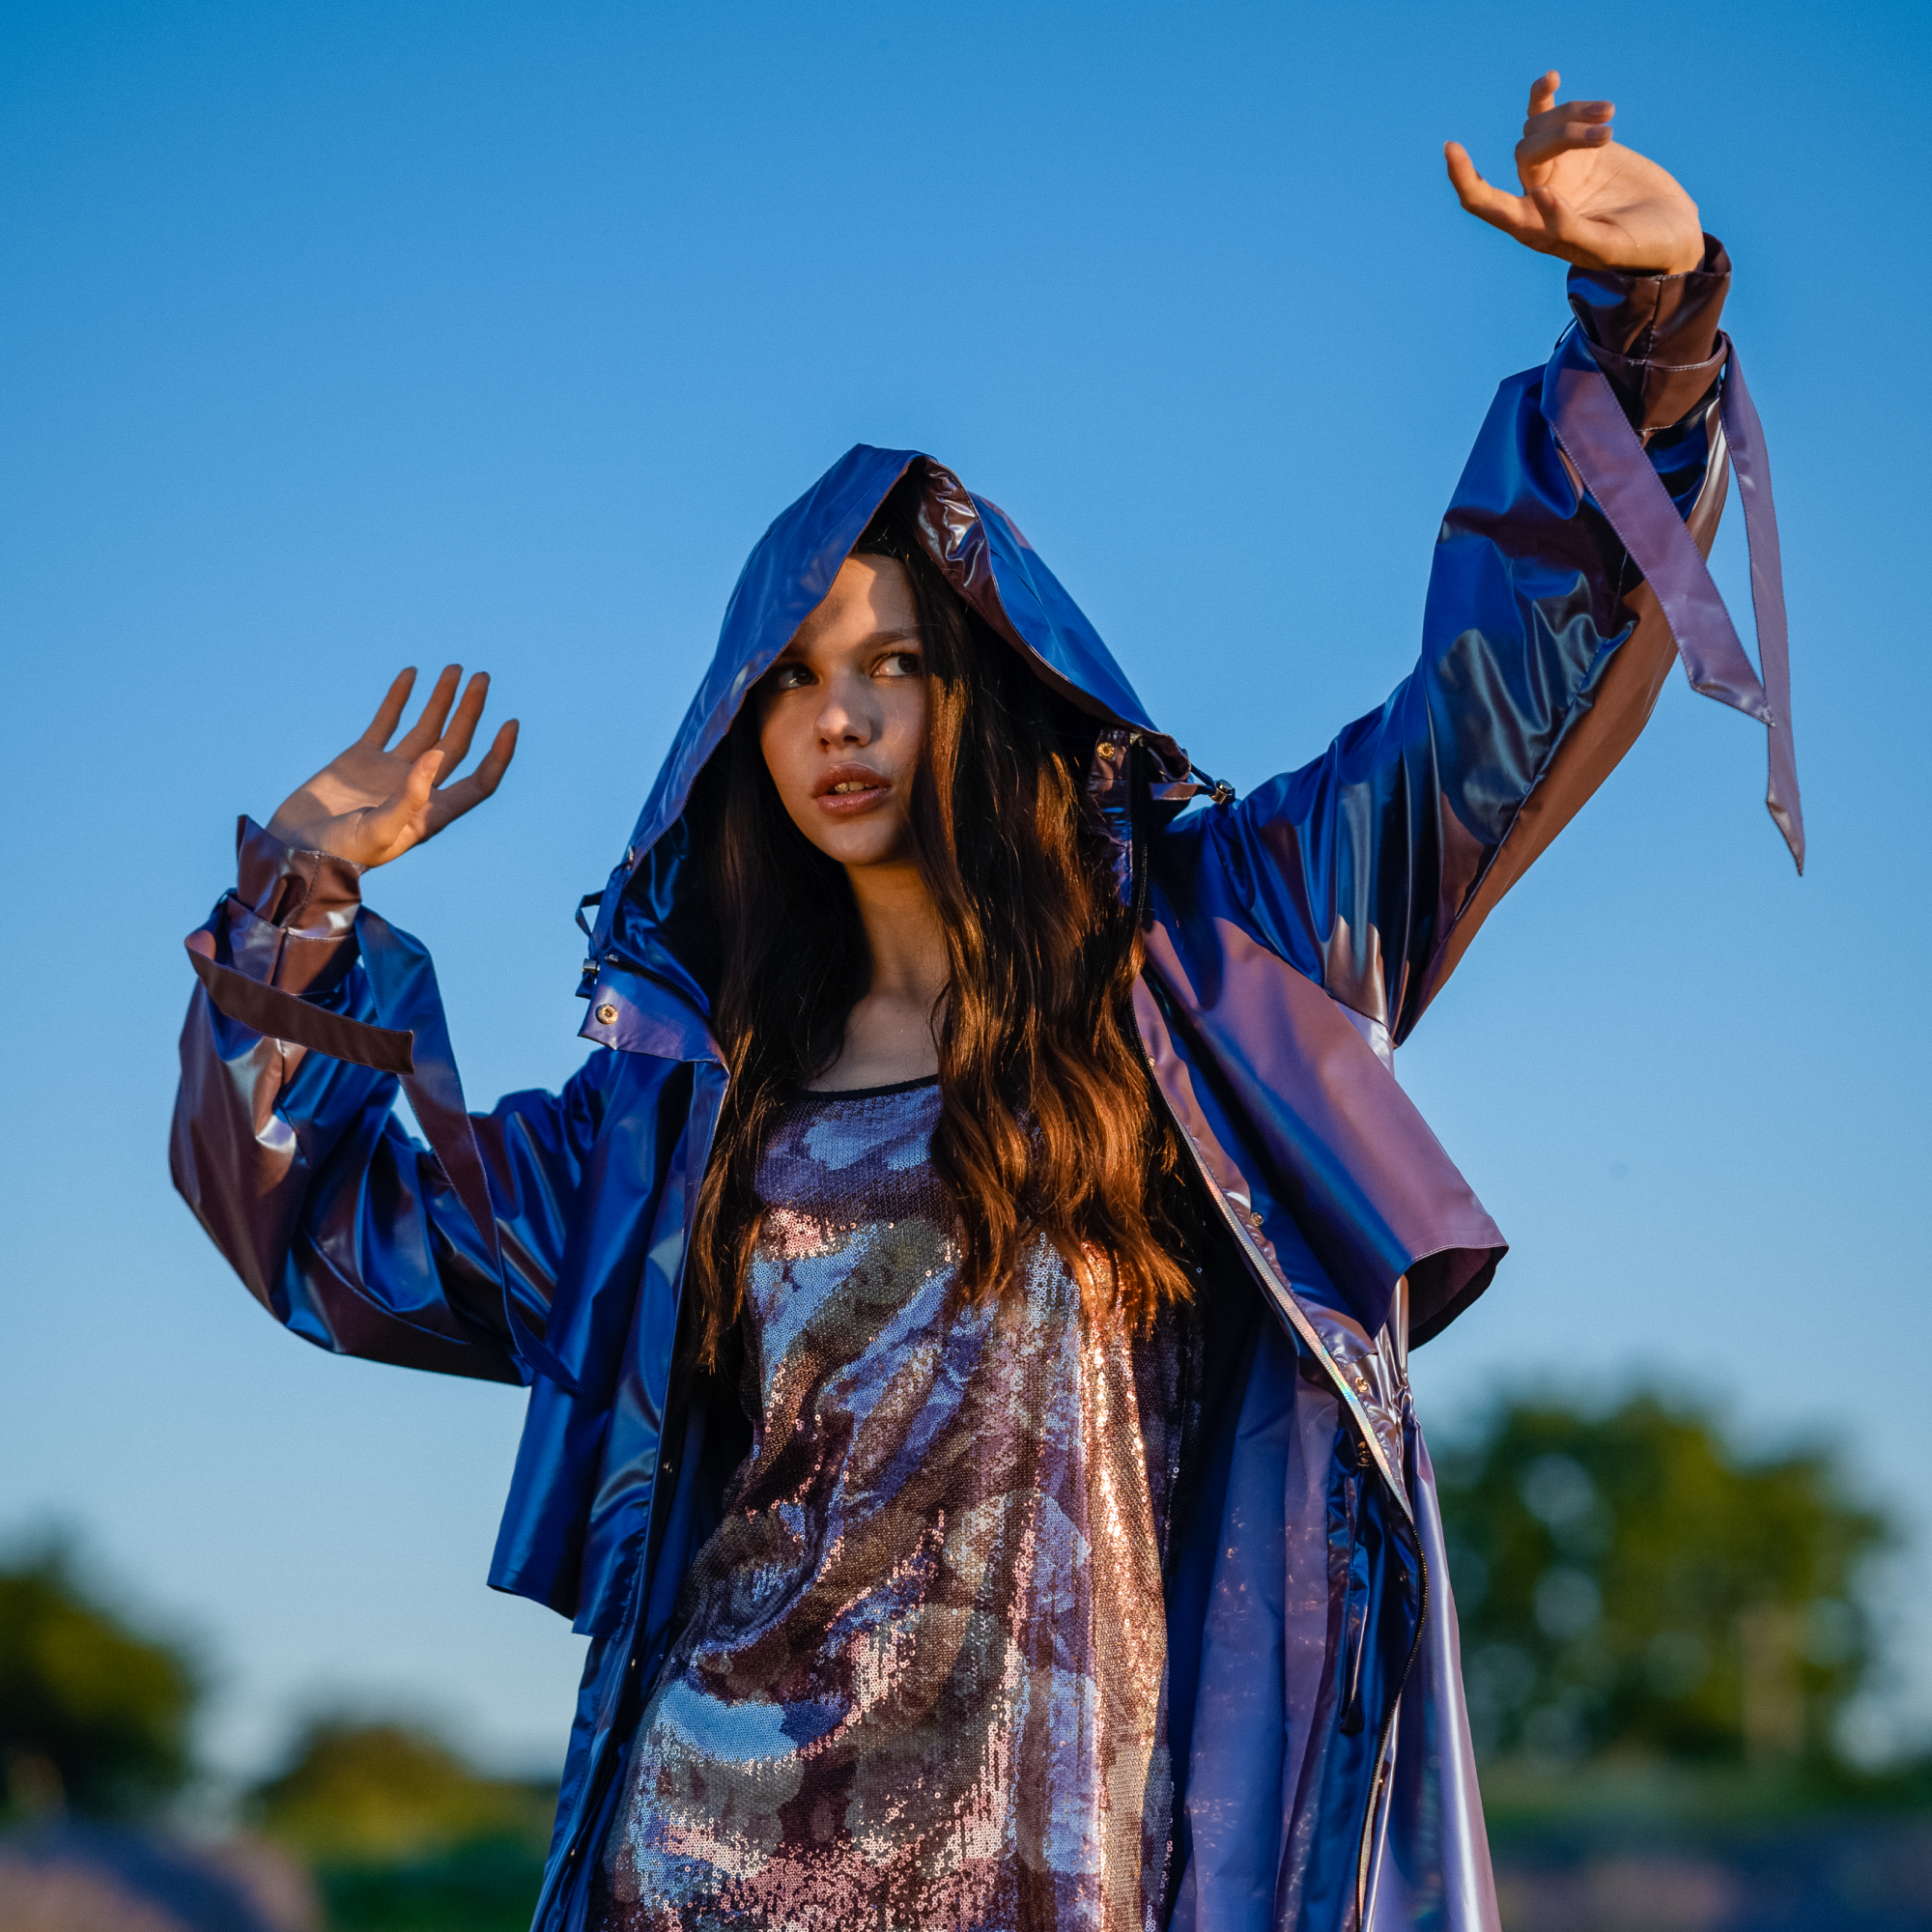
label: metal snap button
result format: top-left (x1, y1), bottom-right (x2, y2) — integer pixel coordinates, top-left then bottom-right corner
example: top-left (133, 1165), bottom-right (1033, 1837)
top-left (595, 1002), bottom-right (618, 1025)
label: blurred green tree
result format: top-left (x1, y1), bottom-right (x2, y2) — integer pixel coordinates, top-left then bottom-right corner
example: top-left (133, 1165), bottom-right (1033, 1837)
top-left (0, 1543), bottom-right (200, 1819)
top-left (1435, 1393), bottom-right (1890, 1770)
top-left (250, 1719), bottom-right (553, 1863)
top-left (252, 1719), bottom-right (555, 1932)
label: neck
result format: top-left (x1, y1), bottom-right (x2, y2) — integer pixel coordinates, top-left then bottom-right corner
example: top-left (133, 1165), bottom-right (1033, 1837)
top-left (846, 856), bottom-right (949, 1010)
top-left (807, 855), bottom-right (949, 1091)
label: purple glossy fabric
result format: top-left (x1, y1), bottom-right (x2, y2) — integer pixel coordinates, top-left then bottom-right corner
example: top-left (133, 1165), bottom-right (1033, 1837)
top-left (171, 243), bottom-right (1786, 1932)
top-left (1546, 331), bottom-right (1803, 868)
top-left (1714, 349), bottom-right (1804, 867)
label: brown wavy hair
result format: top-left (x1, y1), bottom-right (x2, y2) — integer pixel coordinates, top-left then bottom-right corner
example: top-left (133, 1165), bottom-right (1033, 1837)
top-left (682, 489), bottom-right (1194, 1370)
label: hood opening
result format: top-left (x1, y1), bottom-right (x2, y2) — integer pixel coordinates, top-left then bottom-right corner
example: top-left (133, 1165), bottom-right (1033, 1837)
top-left (585, 446), bottom-right (1205, 1001)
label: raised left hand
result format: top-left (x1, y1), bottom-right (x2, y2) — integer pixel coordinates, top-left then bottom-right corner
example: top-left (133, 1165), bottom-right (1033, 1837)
top-left (265, 665), bottom-right (519, 868)
top-left (1445, 71), bottom-right (1704, 275)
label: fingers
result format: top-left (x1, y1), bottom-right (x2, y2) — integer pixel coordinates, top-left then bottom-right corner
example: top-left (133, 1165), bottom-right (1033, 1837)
top-left (360, 668), bottom-right (418, 749)
top-left (1525, 97), bottom-right (1611, 131)
top-left (433, 670), bottom-right (492, 771)
top-left (1513, 184), bottom-right (1620, 267)
top-left (364, 664), bottom-right (498, 773)
top-left (1445, 141), bottom-right (1533, 234)
top-left (1518, 108), bottom-right (1614, 171)
top-left (475, 717), bottom-right (519, 794)
top-left (1523, 183), bottom-right (1570, 232)
top-left (1509, 183), bottom-right (1621, 267)
top-left (1446, 141), bottom-right (1579, 255)
top-left (394, 664), bottom-right (463, 757)
top-left (429, 719), bottom-right (520, 826)
top-left (1526, 70), bottom-right (1559, 117)
top-left (358, 749), bottom-right (445, 859)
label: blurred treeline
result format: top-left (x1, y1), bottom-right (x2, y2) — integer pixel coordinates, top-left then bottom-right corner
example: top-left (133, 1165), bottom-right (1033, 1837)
top-left (1, 1386), bottom-right (1925, 1931)
top-left (0, 1545), bottom-right (554, 1930)
top-left (1436, 1391), bottom-right (1902, 1786)
top-left (1430, 1391), bottom-right (1932, 1926)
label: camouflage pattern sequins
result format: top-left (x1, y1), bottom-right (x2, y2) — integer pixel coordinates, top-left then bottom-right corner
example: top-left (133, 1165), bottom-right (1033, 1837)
top-left (596, 1078), bottom-right (1179, 1932)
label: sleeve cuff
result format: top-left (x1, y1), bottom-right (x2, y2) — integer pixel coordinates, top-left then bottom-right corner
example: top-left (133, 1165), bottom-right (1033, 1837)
top-left (236, 815), bottom-right (364, 926)
top-left (217, 816), bottom-right (365, 996)
top-left (1567, 235), bottom-right (1731, 430)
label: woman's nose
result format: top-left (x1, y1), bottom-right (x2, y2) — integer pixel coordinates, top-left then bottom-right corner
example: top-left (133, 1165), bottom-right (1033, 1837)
top-left (815, 674), bottom-right (873, 744)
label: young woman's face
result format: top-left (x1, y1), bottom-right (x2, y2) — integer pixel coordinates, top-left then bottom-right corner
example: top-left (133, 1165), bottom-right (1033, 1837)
top-left (758, 554), bottom-right (926, 871)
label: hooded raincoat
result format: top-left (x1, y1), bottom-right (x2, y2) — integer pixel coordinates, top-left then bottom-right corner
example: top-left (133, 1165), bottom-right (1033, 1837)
top-left (172, 241), bottom-right (1799, 1932)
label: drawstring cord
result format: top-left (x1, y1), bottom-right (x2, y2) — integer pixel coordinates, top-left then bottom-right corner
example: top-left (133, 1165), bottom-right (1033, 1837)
top-left (1127, 737), bottom-right (1154, 931)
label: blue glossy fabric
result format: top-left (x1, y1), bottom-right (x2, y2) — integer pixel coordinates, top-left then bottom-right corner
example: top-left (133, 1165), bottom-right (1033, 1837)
top-left (172, 244), bottom-right (1785, 1932)
top-left (587, 450), bottom-right (1179, 970)
top-left (1168, 1318), bottom-right (1299, 1930)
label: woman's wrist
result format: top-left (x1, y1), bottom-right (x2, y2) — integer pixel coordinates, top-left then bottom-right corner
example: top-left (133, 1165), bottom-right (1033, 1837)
top-left (1564, 237), bottom-right (1730, 430)
top-left (237, 815), bottom-right (365, 930)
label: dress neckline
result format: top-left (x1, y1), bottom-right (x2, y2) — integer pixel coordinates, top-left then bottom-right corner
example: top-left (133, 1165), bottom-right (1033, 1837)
top-left (795, 1074), bottom-right (941, 1103)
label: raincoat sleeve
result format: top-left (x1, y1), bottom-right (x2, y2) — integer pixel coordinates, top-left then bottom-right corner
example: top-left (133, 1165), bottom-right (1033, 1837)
top-left (170, 816), bottom-right (611, 1383)
top-left (1199, 240), bottom-right (1738, 1047)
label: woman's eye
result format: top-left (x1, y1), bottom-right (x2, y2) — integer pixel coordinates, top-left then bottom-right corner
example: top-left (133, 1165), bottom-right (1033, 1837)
top-left (878, 651), bottom-right (923, 678)
top-left (772, 664), bottom-right (813, 690)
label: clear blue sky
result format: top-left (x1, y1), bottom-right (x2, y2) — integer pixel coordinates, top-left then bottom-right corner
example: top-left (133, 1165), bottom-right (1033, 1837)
top-left (4, 0), bottom-right (1928, 1783)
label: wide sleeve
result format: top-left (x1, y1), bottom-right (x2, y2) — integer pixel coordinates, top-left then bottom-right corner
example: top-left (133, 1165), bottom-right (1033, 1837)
top-left (1186, 240), bottom-right (1737, 1047)
top-left (169, 817), bottom-right (612, 1382)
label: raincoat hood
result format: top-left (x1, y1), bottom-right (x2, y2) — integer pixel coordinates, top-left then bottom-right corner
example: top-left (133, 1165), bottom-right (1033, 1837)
top-left (585, 445), bottom-right (1200, 979)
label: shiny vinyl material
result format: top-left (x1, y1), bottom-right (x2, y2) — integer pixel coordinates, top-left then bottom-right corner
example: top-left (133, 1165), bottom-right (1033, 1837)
top-left (172, 240), bottom-right (1792, 1931)
top-left (595, 1080), bottom-right (1181, 1932)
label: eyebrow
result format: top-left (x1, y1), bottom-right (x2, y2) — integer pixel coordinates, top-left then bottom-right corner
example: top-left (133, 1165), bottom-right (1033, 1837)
top-left (774, 625), bottom-right (923, 662)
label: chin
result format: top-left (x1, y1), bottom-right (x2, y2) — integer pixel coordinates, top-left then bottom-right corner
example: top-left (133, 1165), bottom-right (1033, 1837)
top-left (809, 823), bottom-right (910, 869)
top-left (827, 838), bottom-right (905, 871)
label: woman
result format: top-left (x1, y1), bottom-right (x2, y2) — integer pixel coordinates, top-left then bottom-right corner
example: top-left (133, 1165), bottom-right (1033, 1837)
top-left (172, 76), bottom-right (1799, 1932)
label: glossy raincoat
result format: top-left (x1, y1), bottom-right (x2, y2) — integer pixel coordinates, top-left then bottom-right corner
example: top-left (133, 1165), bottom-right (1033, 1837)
top-left (173, 241), bottom-right (1798, 1932)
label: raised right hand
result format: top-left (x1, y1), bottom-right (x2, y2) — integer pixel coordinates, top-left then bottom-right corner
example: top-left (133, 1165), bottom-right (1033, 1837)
top-left (266, 666), bottom-right (519, 867)
top-left (1445, 71), bottom-right (1704, 275)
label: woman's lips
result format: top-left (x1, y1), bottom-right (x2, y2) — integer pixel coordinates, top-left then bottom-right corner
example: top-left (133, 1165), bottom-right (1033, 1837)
top-left (812, 765), bottom-right (892, 815)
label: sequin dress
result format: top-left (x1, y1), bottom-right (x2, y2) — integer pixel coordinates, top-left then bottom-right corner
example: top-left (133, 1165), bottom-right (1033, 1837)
top-left (595, 1077), bottom-right (1182, 1932)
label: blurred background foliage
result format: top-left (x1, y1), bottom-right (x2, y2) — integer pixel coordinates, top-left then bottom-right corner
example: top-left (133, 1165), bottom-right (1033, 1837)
top-left (250, 1719), bottom-right (553, 1863)
top-left (0, 1543), bottom-right (200, 1821)
top-left (1, 1383), bottom-right (1924, 1928)
top-left (1435, 1392), bottom-right (1891, 1776)
top-left (245, 1720), bottom-right (552, 1931)
top-left (0, 1553), bottom-right (551, 1930)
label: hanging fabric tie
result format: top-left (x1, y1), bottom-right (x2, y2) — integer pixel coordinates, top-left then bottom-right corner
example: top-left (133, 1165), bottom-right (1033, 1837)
top-left (1546, 327), bottom-right (1804, 872)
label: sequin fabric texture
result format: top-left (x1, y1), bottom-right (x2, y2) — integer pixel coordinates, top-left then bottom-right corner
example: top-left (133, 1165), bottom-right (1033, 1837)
top-left (597, 1079), bottom-right (1179, 1932)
